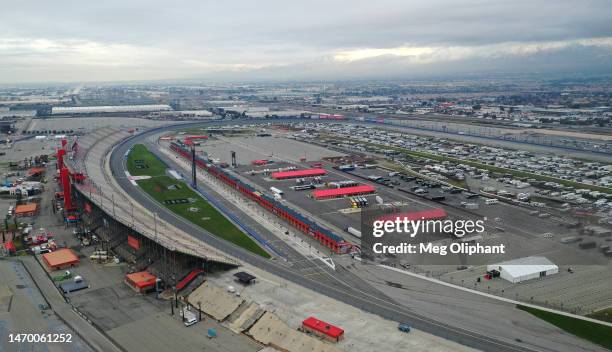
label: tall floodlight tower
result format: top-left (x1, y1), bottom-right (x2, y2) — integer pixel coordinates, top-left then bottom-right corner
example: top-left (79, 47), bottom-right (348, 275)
top-left (231, 151), bottom-right (237, 168)
top-left (191, 144), bottom-right (197, 188)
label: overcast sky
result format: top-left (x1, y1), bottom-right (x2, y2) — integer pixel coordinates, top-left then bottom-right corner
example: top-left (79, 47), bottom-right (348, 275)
top-left (1, 0), bottom-right (611, 83)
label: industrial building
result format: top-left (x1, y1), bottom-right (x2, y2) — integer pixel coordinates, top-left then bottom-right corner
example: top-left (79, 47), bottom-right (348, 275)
top-left (0, 120), bottom-right (16, 133)
top-left (14, 203), bottom-right (39, 217)
top-left (312, 185), bottom-right (376, 200)
top-left (51, 104), bottom-right (172, 115)
top-left (42, 248), bottom-right (80, 270)
top-left (487, 256), bottom-right (559, 283)
top-left (271, 168), bottom-right (327, 180)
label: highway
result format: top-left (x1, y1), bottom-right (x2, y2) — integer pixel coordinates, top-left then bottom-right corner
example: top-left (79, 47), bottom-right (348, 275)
top-left (108, 120), bottom-right (604, 352)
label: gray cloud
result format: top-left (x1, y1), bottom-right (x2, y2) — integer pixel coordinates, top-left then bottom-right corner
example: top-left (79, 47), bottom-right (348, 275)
top-left (0, 0), bottom-right (611, 83)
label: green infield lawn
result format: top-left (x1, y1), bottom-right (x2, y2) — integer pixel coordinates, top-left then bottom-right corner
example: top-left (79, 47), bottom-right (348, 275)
top-left (127, 144), bottom-right (167, 177)
top-left (127, 145), bottom-right (270, 258)
top-left (517, 305), bottom-right (612, 349)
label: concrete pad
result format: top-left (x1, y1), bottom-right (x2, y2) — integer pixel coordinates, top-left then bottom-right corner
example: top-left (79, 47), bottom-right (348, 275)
top-left (0, 283), bottom-right (12, 313)
top-left (229, 302), bottom-right (266, 333)
top-left (258, 347), bottom-right (282, 352)
top-left (248, 312), bottom-right (343, 352)
top-left (107, 312), bottom-right (262, 352)
top-left (208, 265), bottom-right (478, 352)
top-left (188, 281), bottom-right (244, 321)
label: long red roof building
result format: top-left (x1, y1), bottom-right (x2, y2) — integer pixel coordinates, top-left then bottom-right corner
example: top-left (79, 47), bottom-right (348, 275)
top-left (302, 317), bottom-right (344, 342)
top-left (312, 185), bottom-right (375, 200)
top-left (272, 168), bottom-right (327, 180)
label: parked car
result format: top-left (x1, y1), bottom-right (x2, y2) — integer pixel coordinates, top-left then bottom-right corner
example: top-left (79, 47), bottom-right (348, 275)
top-left (398, 322), bottom-right (411, 333)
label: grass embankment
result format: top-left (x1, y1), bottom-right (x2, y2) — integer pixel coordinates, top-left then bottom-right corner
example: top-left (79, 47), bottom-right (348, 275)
top-left (517, 305), bottom-right (612, 349)
top-left (588, 307), bottom-right (612, 323)
top-left (179, 128), bottom-right (207, 135)
top-left (363, 141), bottom-right (612, 194)
top-left (127, 144), bottom-right (270, 258)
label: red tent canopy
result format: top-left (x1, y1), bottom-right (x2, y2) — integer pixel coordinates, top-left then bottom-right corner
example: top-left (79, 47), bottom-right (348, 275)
top-left (4, 241), bottom-right (16, 253)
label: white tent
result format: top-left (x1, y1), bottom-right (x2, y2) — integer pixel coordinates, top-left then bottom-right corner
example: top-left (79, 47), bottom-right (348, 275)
top-left (487, 256), bottom-right (558, 283)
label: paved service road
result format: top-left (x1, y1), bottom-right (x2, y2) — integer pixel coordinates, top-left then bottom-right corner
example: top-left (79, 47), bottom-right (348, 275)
top-left (108, 120), bottom-right (605, 352)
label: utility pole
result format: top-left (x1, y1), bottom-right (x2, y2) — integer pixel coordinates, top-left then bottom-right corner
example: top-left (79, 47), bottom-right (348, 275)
top-left (181, 302), bottom-right (185, 324)
top-left (111, 194), bottom-right (115, 218)
top-left (173, 285), bottom-right (178, 309)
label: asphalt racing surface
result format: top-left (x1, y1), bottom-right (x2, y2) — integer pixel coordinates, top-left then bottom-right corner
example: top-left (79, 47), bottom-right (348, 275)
top-left (109, 120), bottom-right (595, 352)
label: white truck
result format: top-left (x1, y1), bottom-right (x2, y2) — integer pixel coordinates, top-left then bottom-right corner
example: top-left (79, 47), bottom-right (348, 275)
top-left (346, 227), bottom-right (362, 238)
top-left (181, 307), bottom-right (198, 327)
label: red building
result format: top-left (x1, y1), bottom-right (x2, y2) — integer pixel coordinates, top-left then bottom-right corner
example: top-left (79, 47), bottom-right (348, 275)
top-left (42, 249), bottom-right (80, 270)
top-left (15, 203), bottom-right (38, 217)
top-left (251, 159), bottom-right (269, 166)
top-left (312, 185), bottom-right (375, 200)
top-left (27, 167), bottom-right (46, 179)
top-left (186, 135), bottom-right (208, 140)
top-left (272, 168), bottom-right (327, 180)
top-left (125, 271), bottom-right (157, 293)
top-left (301, 317), bottom-right (344, 342)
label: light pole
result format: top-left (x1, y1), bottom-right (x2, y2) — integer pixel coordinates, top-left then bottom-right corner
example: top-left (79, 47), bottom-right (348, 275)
top-left (154, 212), bottom-right (158, 241)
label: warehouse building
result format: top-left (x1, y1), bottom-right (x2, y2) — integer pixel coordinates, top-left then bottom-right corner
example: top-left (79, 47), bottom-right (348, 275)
top-left (51, 105), bottom-right (172, 115)
top-left (487, 256), bottom-right (558, 283)
top-left (312, 185), bottom-right (376, 200)
top-left (272, 168), bottom-right (327, 180)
